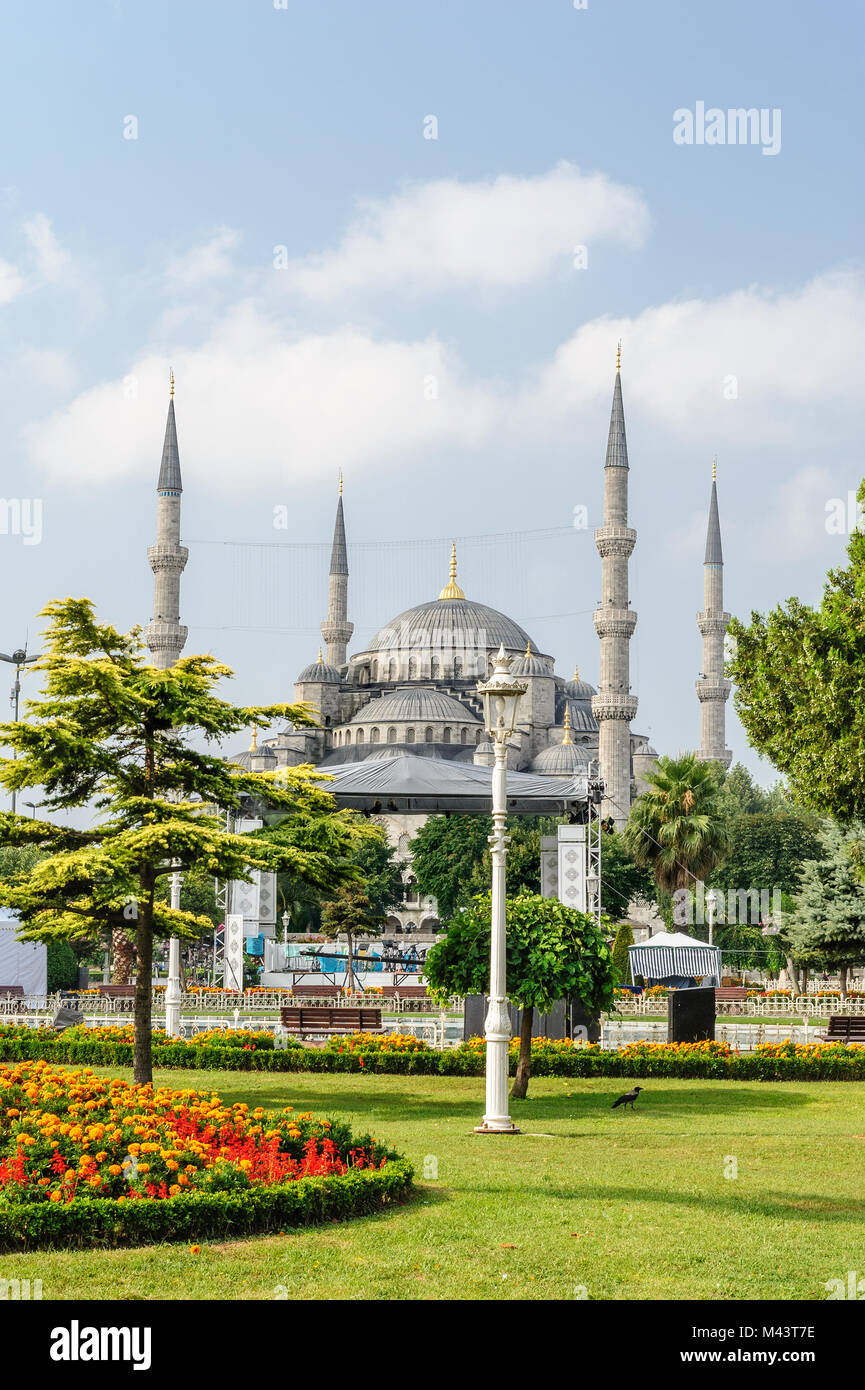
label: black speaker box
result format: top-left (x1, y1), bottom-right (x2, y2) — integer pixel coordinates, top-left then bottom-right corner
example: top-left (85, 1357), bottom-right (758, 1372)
top-left (667, 987), bottom-right (715, 1043)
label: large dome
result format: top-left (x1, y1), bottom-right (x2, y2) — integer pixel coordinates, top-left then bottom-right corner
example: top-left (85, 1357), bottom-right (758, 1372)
top-left (349, 687), bottom-right (480, 725)
top-left (361, 599), bottom-right (537, 658)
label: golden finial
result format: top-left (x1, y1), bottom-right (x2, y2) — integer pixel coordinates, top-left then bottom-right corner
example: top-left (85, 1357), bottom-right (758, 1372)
top-left (169, 368), bottom-right (174, 399)
top-left (573, 662), bottom-right (580, 681)
top-left (438, 542), bottom-right (466, 601)
top-left (616, 341), bottom-right (621, 373)
top-left (562, 706), bottom-right (573, 745)
top-left (338, 470), bottom-right (343, 497)
top-left (249, 722), bottom-right (258, 752)
top-left (712, 456), bottom-right (717, 482)
top-left (525, 640), bottom-right (532, 658)
top-left (317, 646), bottom-right (323, 663)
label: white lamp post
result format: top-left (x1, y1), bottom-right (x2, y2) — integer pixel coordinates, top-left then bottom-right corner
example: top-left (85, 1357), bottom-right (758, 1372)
top-left (165, 869), bottom-right (183, 1038)
top-left (474, 644), bottom-right (526, 1135)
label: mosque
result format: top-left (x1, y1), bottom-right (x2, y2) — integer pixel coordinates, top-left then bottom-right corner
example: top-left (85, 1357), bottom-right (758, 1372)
top-left (143, 358), bottom-right (732, 932)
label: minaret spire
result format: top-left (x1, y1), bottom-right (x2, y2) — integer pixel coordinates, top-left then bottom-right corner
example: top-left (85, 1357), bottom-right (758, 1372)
top-left (320, 476), bottom-right (353, 668)
top-left (696, 461), bottom-right (732, 765)
top-left (592, 348), bottom-right (638, 827)
top-left (144, 373), bottom-right (188, 668)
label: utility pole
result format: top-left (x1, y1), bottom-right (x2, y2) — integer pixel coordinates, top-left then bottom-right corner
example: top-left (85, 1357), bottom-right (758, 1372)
top-left (0, 647), bottom-right (40, 815)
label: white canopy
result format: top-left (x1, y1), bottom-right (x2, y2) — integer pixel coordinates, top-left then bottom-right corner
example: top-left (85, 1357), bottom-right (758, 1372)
top-left (628, 931), bottom-right (721, 981)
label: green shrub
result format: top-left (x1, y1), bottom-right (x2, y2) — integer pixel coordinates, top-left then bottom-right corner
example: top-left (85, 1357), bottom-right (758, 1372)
top-left (46, 941), bottom-right (79, 993)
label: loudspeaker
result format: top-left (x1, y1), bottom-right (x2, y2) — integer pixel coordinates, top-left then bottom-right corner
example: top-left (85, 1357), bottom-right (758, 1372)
top-left (667, 987), bottom-right (715, 1043)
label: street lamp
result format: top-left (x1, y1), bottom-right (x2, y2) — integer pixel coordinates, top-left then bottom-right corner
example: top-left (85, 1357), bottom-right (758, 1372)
top-left (282, 908), bottom-right (291, 946)
top-left (0, 647), bottom-right (40, 815)
top-left (474, 644), bottom-right (526, 1135)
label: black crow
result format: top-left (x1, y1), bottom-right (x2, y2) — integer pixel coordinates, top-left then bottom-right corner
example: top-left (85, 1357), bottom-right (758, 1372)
top-left (611, 1086), bottom-right (643, 1110)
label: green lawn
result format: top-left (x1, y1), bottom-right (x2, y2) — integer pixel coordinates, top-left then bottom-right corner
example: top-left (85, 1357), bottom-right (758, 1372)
top-left (4, 1066), bottom-right (864, 1300)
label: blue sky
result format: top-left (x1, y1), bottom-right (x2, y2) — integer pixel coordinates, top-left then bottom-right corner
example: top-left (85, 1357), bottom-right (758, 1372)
top-left (1, 0), bottom-right (863, 778)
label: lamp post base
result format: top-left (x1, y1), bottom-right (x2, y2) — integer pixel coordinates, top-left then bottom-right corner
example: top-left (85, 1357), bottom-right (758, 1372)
top-left (474, 1122), bottom-right (522, 1135)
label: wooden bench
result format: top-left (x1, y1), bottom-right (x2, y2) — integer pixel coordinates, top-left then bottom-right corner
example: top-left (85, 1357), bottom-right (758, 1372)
top-left (816, 1014), bottom-right (865, 1043)
top-left (714, 987), bottom-right (748, 1013)
top-left (279, 1006), bottom-right (382, 1038)
top-left (0, 985), bottom-right (25, 998)
top-left (98, 984), bottom-right (136, 998)
top-left (290, 983), bottom-right (340, 998)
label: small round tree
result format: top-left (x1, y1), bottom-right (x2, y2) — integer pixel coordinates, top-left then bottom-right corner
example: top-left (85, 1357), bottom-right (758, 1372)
top-left (424, 892), bottom-right (615, 1100)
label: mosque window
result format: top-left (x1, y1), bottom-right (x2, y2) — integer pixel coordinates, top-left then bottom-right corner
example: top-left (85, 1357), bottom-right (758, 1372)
top-left (371, 662), bottom-right (378, 681)
top-left (443, 727), bottom-right (451, 744)
top-left (475, 729), bottom-right (482, 743)
top-left (460, 727), bottom-right (469, 744)
top-left (406, 727), bottom-right (415, 743)
top-left (408, 658), bottom-right (417, 679)
top-left (344, 729), bottom-right (351, 744)
top-left (356, 729), bottom-right (364, 744)
top-left (397, 834), bottom-right (411, 856)
top-left (431, 657), bottom-right (440, 678)
top-left (454, 657), bottom-right (463, 678)
top-left (370, 727), bottom-right (380, 743)
top-left (387, 726), bottom-right (397, 744)
top-left (388, 660), bottom-right (397, 681)
top-left (424, 726), bottom-right (433, 742)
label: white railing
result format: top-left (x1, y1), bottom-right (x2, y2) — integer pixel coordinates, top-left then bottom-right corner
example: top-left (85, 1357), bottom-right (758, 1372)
top-left (610, 995), bottom-right (865, 1018)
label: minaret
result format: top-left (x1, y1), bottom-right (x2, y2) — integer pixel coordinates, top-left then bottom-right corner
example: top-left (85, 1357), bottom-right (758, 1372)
top-left (592, 345), bottom-right (638, 827)
top-left (320, 473), bottom-right (353, 668)
top-left (696, 460), bottom-right (732, 766)
top-left (144, 372), bottom-right (188, 668)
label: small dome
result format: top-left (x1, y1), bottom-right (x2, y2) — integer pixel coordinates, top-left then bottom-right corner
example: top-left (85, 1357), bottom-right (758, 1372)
top-left (531, 740), bottom-right (590, 776)
top-left (564, 664), bottom-right (597, 700)
top-left (510, 641), bottom-right (554, 678)
top-left (348, 687), bottom-right (480, 726)
top-left (297, 649), bottom-right (341, 684)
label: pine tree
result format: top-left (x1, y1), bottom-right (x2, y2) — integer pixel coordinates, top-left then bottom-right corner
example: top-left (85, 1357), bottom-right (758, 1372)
top-left (785, 821), bottom-right (865, 997)
top-left (0, 598), bottom-right (375, 1082)
top-left (611, 922), bottom-right (634, 986)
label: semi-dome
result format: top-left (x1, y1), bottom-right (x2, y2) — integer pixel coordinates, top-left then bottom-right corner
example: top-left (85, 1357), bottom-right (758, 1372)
top-left (296, 649), bottom-right (341, 684)
top-left (531, 739), bottom-right (590, 776)
top-left (565, 698), bottom-right (598, 734)
top-left (361, 598), bottom-right (536, 659)
top-left (348, 687), bottom-right (480, 725)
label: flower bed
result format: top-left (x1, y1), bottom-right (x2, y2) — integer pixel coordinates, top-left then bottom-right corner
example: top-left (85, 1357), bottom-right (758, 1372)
top-left (0, 1060), bottom-right (412, 1250)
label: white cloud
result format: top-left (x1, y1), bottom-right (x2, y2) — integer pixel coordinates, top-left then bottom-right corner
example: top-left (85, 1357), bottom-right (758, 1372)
top-left (0, 257), bottom-right (25, 304)
top-left (21, 213), bottom-right (71, 284)
top-left (0, 213), bottom-right (71, 304)
top-left (24, 271), bottom-right (865, 505)
top-left (165, 228), bottom-right (241, 289)
top-left (284, 162), bottom-right (650, 298)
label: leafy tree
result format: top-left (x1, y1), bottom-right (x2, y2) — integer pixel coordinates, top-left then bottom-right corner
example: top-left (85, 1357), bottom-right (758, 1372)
top-left (0, 598), bottom-right (373, 1083)
top-left (611, 921), bottom-right (634, 986)
top-left (716, 763), bottom-right (769, 817)
top-left (708, 812), bottom-right (823, 901)
top-left (785, 821), bottom-right (865, 997)
top-left (410, 815), bottom-right (494, 918)
top-left (624, 754), bottom-right (730, 926)
top-left (320, 883), bottom-right (385, 993)
top-left (728, 483), bottom-right (865, 823)
top-left (424, 892), bottom-right (614, 1100)
top-left (350, 830), bottom-right (404, 918)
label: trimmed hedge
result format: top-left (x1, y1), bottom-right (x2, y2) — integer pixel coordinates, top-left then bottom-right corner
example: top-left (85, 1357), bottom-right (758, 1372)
top-left (3, 1028), bottom-right (865, 1081)
top-left (0, 1160), bottom-right (414, 1252)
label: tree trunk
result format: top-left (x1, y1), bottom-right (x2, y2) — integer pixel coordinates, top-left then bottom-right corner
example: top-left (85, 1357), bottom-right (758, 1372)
top-left (785, 955), bottom-right (800, 995)
top-left (510, 1004), bottom-right (534, 1100)
top-left (345, 930), bottom-right (355, 995)
top-left (112, 927), bottom-right (134, 985)
top-left (840, 964), bottom-right (848, 1000)
top-left (133, 897), bottom-right (154, 1086)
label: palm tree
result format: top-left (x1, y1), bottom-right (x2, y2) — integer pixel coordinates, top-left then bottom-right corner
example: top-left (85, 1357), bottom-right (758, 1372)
top-left (625, 754), bottom-right (730, 928)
